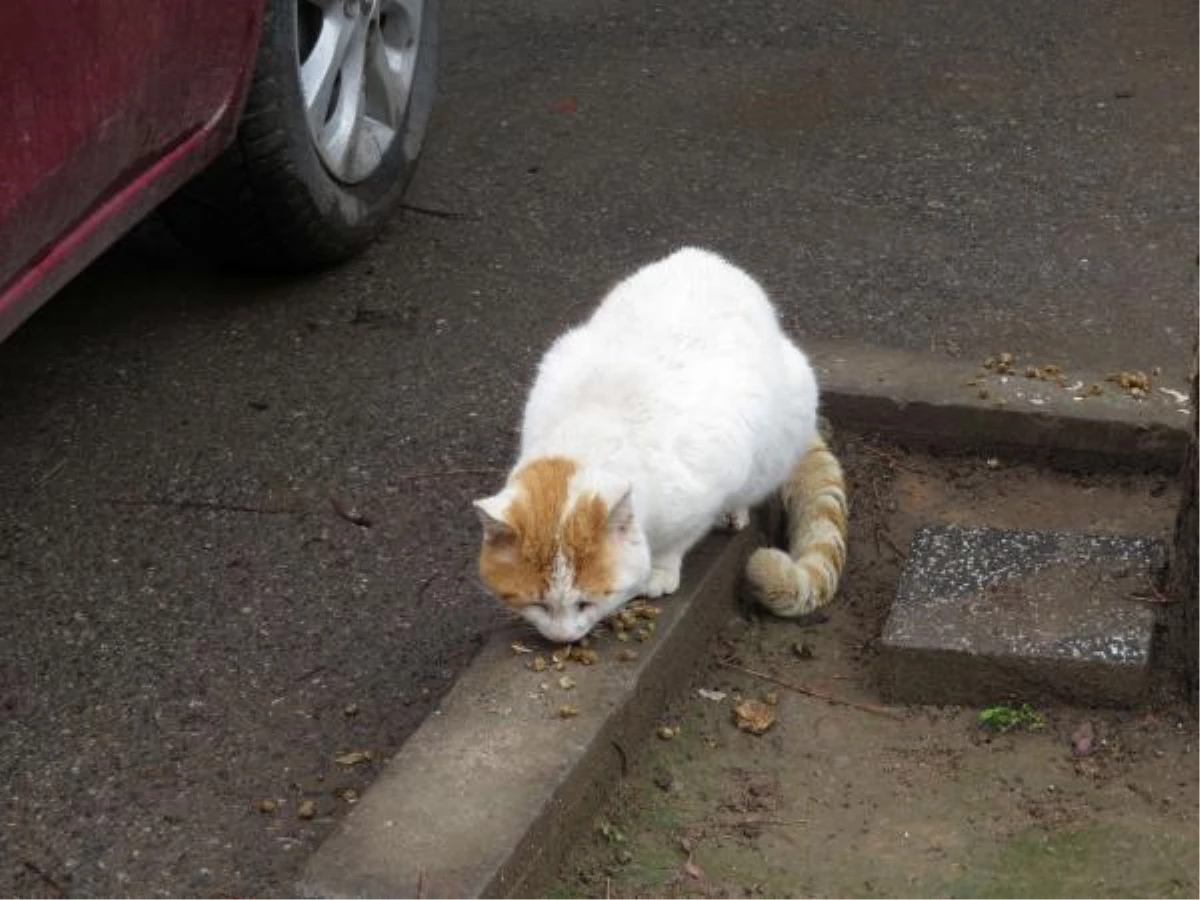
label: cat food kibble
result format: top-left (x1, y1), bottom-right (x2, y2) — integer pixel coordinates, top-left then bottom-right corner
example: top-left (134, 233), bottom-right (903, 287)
top-left (569, 647), bottom-right (599, 666)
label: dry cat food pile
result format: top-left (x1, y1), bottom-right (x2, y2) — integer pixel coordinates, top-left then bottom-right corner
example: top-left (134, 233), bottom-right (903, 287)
top-left (509, 602), bottom-right (663, 719)
top-left (968, 351), bottom-right (1174, 403)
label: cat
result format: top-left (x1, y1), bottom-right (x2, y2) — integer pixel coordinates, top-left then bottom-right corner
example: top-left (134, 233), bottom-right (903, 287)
top-left (474, 247), bottom-right (847, 644)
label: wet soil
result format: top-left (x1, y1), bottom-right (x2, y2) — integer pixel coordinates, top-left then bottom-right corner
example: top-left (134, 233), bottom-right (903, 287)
top-left (553, 436), bottom-right (1197, 899)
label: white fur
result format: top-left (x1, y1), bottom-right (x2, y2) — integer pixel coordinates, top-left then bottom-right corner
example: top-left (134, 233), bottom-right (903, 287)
top-left (496, 247), bottom-right (819, 641)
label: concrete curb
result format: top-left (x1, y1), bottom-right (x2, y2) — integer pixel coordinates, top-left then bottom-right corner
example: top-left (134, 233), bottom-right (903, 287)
top-left (299, 525), bottom-right (764, 899)
top-left (810, 342), bottom-right (1191, 471)
top-left (299, 347), bottom-right (1191, 898)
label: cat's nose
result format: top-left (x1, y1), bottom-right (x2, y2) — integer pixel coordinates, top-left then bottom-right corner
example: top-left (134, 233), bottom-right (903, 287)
top-left (541, 620), bottom-right (588, 644)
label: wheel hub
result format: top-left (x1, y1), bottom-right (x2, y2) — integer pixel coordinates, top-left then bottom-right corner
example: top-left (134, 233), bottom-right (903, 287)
top-left (298, 0), bottom-right (424, 184)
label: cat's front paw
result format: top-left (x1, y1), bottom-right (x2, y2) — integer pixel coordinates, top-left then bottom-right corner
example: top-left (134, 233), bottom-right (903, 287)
top-left (644, 562), bottom-right (682, 598)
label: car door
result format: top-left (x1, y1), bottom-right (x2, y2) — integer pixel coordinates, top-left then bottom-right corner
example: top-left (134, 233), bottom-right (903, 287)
top-left (0, 1), bottom-right (261, 302)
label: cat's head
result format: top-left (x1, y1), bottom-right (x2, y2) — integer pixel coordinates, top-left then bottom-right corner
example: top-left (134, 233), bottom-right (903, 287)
top-left (474, 457), bottom-right (650, 643)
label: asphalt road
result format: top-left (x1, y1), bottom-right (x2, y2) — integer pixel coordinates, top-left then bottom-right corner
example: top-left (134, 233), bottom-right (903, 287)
top-left (1, 0), bottom-right (1195, 895)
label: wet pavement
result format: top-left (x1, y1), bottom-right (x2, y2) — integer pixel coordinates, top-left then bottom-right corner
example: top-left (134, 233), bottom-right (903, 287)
top-left (0, 0), bottom-right (1195, 895)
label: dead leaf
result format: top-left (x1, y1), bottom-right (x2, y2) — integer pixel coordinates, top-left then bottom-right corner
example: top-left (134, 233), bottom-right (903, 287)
top-left (297, 799), bottom-right (317, 820)
top-left (697, 688), bottom-right (727, 702)
top-left (733, 699), bottom-right (776, 735)
top-left (256, 798), bottom-right (278, 814)
top-left (334, 750), bottom-right (374, 767)
top-left (1071, 720), bottom-right (1096, 758)
top-left (558, 675), bottom-right (576, 690)
top-left (683, 860), bottom-right (705, 881)
top-left (656, 726), bottom-right (679, 740)
top-left (549, 96), bottom-right (578, 114)
top-left (557, 704), bottom-right (579, 719)
top-left (510, 641), bottom-right (534, 655)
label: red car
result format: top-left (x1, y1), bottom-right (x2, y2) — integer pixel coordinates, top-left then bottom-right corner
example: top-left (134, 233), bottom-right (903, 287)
top-left (0, 0), bottom-right (439, 342)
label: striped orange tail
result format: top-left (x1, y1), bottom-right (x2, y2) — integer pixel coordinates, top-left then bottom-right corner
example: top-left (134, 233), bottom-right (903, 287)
top-left (744, 434), bottom-right (848, 616)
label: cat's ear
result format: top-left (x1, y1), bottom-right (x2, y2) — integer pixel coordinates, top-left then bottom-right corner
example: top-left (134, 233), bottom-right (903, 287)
top-left (474, 495), bottom-right (516, 545)
top-left (606, 485), bottom-right (636, 537)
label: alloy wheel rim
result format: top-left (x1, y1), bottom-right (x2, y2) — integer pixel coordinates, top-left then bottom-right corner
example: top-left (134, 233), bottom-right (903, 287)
top-left (296, 0), bottom-right (423, 184)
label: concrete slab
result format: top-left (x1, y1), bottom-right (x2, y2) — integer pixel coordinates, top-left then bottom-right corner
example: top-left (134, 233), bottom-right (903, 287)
top-left (298, 524), bottom-right (764, 899)
top-left (877, 524), bottom-right (1167, 707)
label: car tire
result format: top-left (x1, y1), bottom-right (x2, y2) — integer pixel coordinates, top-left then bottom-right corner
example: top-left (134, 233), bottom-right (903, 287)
top-left (164, 0), bottom-right (438, 271)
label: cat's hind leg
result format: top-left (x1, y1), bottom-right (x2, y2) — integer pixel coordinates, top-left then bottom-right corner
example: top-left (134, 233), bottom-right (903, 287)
top-left (716, 507), bottom-right (751, 532)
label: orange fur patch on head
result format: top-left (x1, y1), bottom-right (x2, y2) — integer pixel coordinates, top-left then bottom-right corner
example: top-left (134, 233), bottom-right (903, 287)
top-left (478, 457), bottom-right (579, 608)
top-left (561, 492), bottom-right (614, 595)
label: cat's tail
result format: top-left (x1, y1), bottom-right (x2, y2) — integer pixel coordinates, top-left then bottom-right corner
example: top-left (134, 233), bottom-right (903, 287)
top-left (744, 434), bottom-right (847, 616)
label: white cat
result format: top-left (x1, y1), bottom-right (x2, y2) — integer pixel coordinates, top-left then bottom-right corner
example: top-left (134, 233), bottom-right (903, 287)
top-left (475, 247), bottom-right (847, 644)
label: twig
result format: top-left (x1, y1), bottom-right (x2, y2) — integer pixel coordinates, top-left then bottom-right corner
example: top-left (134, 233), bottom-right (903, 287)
top-left (875, 524), bottom-right (907, 561)
top-left (692, 817), bottom-right (809, 829)
top-left (716, 659), bottom-right (903, 719)
top-left (22, 862), bottom-right (63, 897)
top-left (293, 665), bottom-right (327, 683)
top-left (401, 203), bottom-right (474, 220)
top-left (1130, 586), bottom-right (1173, 604)
top-left (102, 497), bottom-right (302, 516)
top-left (35, 458), bottom-right (67, 487)
top-left (606, 876), bottom-right (612, 900)
top-left (330, 495), bottom-right (373, 528)
top-left (611, 739), bottom-right (630, 776)
top-left (389, 467), bottom-right (503, 483)
top-left (417, 867), bottom-right (427, 899)
top-left (858, 443), bottom-right (905, 467)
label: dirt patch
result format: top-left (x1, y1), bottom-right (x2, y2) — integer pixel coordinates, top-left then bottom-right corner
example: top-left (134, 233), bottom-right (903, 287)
top-left (552, 436), bottom-right (1196, 898)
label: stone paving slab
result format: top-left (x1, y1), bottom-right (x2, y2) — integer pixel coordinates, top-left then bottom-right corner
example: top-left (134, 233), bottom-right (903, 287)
top-left (877, 524), bottom-right (1167, 707)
